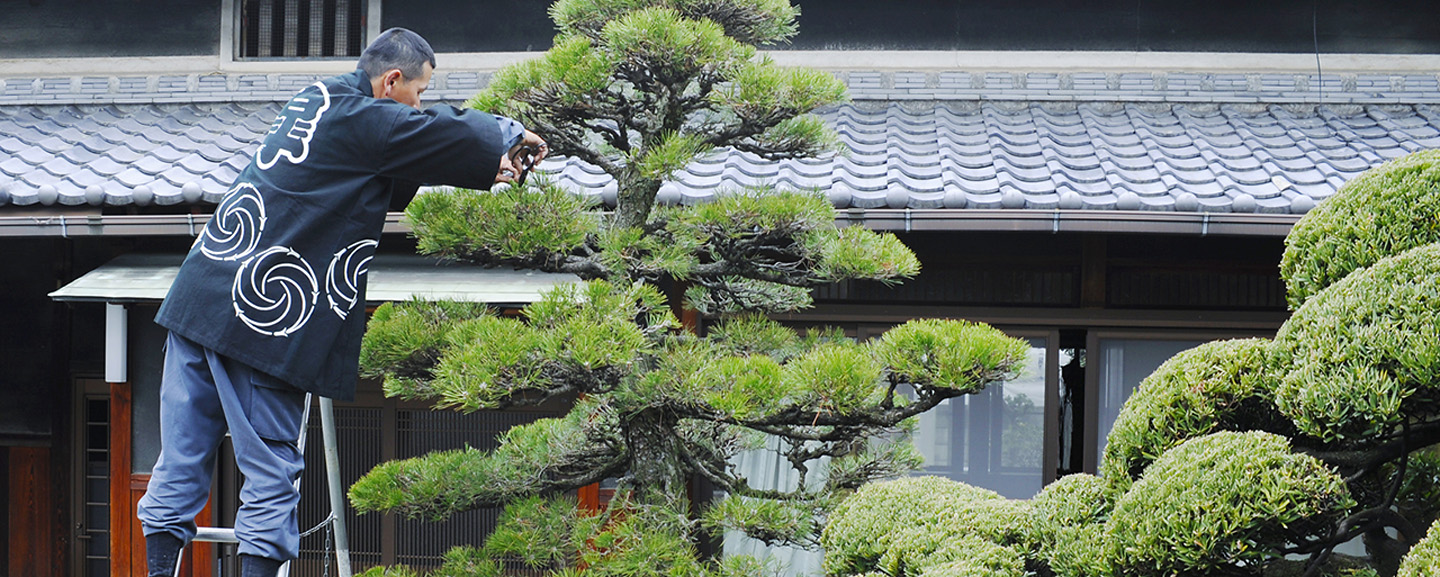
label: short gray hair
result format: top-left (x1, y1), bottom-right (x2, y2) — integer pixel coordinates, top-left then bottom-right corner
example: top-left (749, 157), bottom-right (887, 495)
top-left (357, 28), bottom-right (437, 80)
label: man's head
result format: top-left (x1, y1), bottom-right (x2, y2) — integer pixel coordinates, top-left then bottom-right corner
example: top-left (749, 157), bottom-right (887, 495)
top-left (358, 28), bottom-right (436, 109)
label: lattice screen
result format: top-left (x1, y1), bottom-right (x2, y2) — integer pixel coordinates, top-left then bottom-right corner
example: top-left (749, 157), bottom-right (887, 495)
top-left (240, 0), bottom-right (365, 58)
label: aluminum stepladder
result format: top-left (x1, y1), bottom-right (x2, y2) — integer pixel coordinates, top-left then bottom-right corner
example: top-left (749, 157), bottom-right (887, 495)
top-left (189, 395), bottom-right (353, 577)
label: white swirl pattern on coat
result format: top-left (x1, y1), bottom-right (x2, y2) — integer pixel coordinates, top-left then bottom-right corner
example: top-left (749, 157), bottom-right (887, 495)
top-left (232, 246), bottom-right (318, 337)
top-left (201, 182), bottom-right (267, 261)
top-left (326, 239), bottom-right (378, 319)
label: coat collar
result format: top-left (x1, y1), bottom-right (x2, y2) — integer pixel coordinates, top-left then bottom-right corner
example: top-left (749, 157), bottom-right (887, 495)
top-left (346, 69), bottom-right (374, 97)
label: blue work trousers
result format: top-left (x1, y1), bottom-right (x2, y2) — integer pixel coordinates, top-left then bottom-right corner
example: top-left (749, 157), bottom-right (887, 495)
top-left (137, 331), bottom-right (308, 561)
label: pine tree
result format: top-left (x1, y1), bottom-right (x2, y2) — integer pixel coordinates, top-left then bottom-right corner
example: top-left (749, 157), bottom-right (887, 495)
top-left (347, 1), bottom-right (1030, 575)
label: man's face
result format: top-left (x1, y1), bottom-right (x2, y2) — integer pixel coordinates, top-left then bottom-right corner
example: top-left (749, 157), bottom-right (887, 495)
top-left (383, 63), bottom-right (433, 109)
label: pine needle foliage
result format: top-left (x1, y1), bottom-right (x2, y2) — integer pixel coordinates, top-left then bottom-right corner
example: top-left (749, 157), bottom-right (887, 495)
top-left (353, 0), bottom-right (1041, 574)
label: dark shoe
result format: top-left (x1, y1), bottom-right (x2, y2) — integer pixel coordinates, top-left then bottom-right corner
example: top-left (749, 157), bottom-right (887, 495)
top-left (239, 554), bottom-right (285, 577)
top-left (145, 533), bottom-right (184, 577)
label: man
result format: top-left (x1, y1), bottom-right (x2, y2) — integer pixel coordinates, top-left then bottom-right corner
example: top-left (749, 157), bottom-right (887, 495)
top-left (138, 28), bottom-right (546, 577)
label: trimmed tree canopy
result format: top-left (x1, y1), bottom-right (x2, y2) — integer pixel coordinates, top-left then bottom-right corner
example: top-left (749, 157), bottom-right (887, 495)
top-left (1281, 149), bottom-right (1440, 309)
top-left (1399, 518), bottom-right (1440, 577)
top-left (1106, 431), bottom-right (1354, 577)
top-left (1101, 338), bottom-right (1291, 482)
top-left (1274, 242), bottom-right (1440, 442)
top-left (821, 149), bottom-right (1440, 577)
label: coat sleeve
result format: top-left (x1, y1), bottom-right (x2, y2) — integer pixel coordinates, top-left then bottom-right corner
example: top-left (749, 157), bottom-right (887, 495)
top-left (376, 104), bottom-right (507, 190)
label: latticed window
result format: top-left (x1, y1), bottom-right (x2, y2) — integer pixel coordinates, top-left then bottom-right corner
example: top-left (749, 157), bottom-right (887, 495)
top-left (239, 0), bottom-right (366, 58)
top-left (283, 404), bottom-right (559, 575)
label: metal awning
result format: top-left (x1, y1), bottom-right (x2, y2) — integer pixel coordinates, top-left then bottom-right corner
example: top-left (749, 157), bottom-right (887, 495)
top-left (49, 253), bottom-right (579, 305)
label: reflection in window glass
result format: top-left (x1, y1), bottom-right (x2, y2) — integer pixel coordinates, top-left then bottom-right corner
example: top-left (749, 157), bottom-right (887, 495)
top-left (912, 338), bottom-right (1048, 499)
top-left (1095, 338), bottom-right (1206, 467)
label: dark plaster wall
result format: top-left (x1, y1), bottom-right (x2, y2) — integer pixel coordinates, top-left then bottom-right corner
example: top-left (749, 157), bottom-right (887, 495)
top-left (383, 0), bottom-right (1440, 54)
top-left (0, 238), bottom-right (64, 442)
top-left (383, 0), bottom-right (555, 54)
top-left (0, 0), bottom-right (220, 58)
top-left (785, 0), bottom-right (1440, 53)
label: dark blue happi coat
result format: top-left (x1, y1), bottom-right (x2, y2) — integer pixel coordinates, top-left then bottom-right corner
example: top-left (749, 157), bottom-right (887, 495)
top-left (156, 69), bottom-right (507, 401)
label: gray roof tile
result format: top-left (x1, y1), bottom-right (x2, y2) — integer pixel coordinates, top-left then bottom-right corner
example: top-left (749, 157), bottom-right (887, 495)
top-left (64, 168), bottom-right (108, 189)
top-left (3, 79), bottom-right (1438, 216)
top-left (0, 137), bottom-right (25, 155)
top-left (15, 146), bottom-right (55, 166)
top-left (19, 169), bottom-right (62, 188)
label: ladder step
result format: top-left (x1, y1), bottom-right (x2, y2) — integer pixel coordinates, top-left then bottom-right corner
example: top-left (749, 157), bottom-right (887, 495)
top-left (193, 527), bottom-right (239, 544)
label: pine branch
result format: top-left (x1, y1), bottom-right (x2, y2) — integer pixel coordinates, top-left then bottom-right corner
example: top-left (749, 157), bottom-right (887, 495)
top-left (1301, 419), bottom-right (1440, 474)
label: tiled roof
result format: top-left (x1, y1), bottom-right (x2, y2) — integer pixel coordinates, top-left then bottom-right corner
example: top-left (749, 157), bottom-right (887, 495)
top-left (1, 70), bottom-right (1437, 214)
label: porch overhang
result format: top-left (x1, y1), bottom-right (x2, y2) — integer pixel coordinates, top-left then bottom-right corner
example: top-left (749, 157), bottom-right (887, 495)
top-left (49, 252), bottom-right (579, 306)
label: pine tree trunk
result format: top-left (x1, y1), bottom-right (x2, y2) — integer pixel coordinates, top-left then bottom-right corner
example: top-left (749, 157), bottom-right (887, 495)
top-left (620, 407), bottom-right (690, 506)
top-left (615, 177), bottom-right (662, 230)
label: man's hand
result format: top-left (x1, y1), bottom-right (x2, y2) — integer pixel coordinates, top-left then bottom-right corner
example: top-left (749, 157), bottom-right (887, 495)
top-left (496, 130), bottom-right (548, 185)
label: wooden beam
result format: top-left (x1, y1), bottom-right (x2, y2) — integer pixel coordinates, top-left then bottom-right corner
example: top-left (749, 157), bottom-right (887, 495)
top-left (1081, 235), bottom-right (1107, 308)
top-left (129, 475), bottom-right (149, 577)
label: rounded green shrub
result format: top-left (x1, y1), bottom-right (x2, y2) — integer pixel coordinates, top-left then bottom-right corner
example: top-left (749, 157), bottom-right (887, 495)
top-left (1106, 431), bottom-right (1354, 577)
top-left (1029, 474), bottom-right (1114, 577)
top-left (1101, 338), bottom-right (1288, 481)
top-left (900, 533), bottom-right (1026, 577)
top-left (1282, 149), bottom-right (1440, 308)
top-left (1398, 518), bottom-right (1440, 577)
top-left (1274, 243), bottom-right (1440, 441)
top-left (1030, 473), bottom-right (1112, 541)
top-left (821, 476), bottom-right (1029, 576)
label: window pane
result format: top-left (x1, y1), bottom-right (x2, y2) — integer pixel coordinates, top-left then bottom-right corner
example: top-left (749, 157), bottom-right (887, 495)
top-left (912, 337), bottom-right (1047, 499)
top-left (1095, 338), bottom-right (1207, 467)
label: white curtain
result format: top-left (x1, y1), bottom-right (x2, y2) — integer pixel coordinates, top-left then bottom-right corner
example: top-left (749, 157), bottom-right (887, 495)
top-left (722, 436), bottom-right (826, 576)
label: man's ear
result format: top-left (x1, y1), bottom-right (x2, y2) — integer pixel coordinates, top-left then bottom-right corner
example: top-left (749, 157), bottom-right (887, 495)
top-left (380, 69), bottom-right (404, 96)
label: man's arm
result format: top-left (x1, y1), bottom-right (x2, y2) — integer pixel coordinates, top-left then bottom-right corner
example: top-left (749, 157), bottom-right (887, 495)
top-left (377, 106), bottom-right (546, 189)
top-left (376, 105), bottom-right (507, 190)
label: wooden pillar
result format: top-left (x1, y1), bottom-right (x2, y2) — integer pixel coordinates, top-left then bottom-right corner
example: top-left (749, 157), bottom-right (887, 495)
top-left (9, 447), bottom-right (54, 577)
top-left (111, 382), bottom-right (215, 577)
top-left (577, 483), bottom-right (601, 513)
top-left (110, 381), bottom-right (136, 577)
